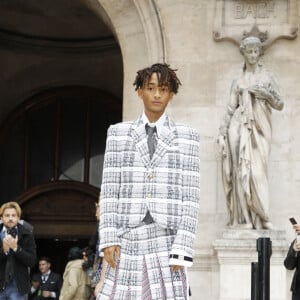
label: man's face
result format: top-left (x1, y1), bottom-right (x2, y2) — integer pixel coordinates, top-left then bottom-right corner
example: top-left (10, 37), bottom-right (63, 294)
top-left (39, 260), bottom-right (51, 274)
top-left (138, 72), bottom-right (174, 122)
top-left (1, 208), bottom-right (19, 228)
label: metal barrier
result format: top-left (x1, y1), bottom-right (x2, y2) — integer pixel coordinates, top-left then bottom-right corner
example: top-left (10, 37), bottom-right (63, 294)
top-left (251, 262), bottom-right (258, 300)
top-left (251, 237), bottom-right (272, 300)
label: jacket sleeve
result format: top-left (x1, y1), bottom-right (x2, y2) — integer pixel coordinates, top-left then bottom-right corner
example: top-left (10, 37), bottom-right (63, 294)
top-left (13, 227), bottom-right (37, 268)
top-left (56, 273), bottom-right (63, 298)
top-left (284, 240), bottom-right (298, 270)
top-left (170, 127), bottom-right (200, 267)
top-left (99, 125), bottom-right (122, 251)
top-left (61, 267), bottom-right (81, 300)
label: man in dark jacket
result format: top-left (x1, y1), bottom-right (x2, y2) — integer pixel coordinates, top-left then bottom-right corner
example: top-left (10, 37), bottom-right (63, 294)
top-left (0, 201), bottom-right (37, 299)
top-left (284, 223), bottom-right (300, 300)
top-left (29, 257), bottom-right (62, 300)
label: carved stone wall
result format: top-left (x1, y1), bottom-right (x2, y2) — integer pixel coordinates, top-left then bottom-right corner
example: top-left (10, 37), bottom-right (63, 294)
top-left (95, 1), bottom-right (299, 299)
top-left (214, 0), bottom-right (298, 47)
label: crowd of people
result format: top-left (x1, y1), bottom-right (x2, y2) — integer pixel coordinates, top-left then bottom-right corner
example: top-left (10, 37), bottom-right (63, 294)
top-left (0, 201), bottom-right (104, 300)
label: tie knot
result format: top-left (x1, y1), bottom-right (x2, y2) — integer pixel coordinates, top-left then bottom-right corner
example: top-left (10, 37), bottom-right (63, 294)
top-left (146, 124), bottom-right (156, 136)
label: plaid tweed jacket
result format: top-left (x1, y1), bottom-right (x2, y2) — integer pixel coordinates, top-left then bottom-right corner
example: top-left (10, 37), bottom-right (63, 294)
top-left (99, 115), bottom-right (200, 262)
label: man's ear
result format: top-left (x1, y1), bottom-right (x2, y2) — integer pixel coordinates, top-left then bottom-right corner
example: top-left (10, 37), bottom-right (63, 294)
top-left (137, 88), bottom-right (143, 99)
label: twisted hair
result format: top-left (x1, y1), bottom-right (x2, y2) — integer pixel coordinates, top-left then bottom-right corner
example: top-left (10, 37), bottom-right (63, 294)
top-left (133, 63), bottom-right (181, 94)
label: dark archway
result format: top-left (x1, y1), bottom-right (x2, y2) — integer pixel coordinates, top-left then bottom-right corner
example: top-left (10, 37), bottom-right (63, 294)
top-left (0, 86), bottom-right (121, 201)
top-left (18, 181), bottom-right (99, 238)
top-left (0, 86), bottom-right (122, 274)
top-left (0, 0), bottom-right (124, 277)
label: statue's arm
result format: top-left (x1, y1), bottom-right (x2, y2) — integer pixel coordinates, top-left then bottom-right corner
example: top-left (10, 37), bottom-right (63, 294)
top-left (265, 79), bottom-right (284, 111)
top-left (217, 79), bottom-right (239, 155)
top-left (219, 79), bottom-right (239, 136)
top-left (250, 72), bottom-right (284, 111)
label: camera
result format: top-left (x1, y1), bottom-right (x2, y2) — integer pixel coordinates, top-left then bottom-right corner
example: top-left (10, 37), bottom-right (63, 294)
top-left (7, 227), bottom-right (18, 238)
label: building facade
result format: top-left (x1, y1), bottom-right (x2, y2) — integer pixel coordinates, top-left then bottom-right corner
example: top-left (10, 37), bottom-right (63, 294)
top-left (0, 0), bottom-right (299, 299)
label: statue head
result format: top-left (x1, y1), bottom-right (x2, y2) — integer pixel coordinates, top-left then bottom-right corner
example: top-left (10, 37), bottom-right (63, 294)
top-left (239, 36), bottom-right (263, 56)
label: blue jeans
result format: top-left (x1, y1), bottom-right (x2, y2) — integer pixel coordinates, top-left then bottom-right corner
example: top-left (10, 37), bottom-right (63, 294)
top-left (0, 280), bottom-right (26, 300)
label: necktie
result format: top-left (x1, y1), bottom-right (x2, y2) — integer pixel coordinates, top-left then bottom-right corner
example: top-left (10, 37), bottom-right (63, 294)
top-left (146, 124), bottom-right (157, 159)
top-left (42, 275), bottom-right (47, 283)
top-left (142, 124), bottom-right (156, 225)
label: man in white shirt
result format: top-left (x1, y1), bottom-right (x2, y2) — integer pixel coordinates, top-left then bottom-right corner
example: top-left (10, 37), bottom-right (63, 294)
top-left (97, 63), bottom-right (200, 300)
top-left (30, 257), bottom-right (62, 299)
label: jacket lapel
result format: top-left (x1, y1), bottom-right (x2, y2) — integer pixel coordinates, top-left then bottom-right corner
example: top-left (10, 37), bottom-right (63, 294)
top-left (131, 117), bottom-right (150, 167)
top-left (151, 116), bottom-right (176, 167)
top-left (131, 115), bottom-right (177, 168)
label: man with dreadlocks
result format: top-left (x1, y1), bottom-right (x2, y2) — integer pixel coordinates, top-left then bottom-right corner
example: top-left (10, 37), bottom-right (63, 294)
top-left (97, 63), bottom-right (200, 300)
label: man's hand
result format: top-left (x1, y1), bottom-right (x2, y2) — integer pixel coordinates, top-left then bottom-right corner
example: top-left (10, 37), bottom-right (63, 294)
top-left (42, 291), bottom-right (52, 297)
top-left (293, 224), bottom-right (300, 233)
top-left (3, 235), bottom-right (18, 253)
top-left (103, 246), bottom-right (121, 269)
top-left (2, 239), bottom-right (9, 253)
top-left (31, 281), bottom-right (40, 290)
top-left (293, 240), bottom-right (300, 252)
top-left (171, 265), bottom-right (182, 272)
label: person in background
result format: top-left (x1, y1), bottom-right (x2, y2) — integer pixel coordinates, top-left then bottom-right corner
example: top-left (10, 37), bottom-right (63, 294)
top-left (29, 257), bottom-right (62, 299)
top-left (97, 63), bottom-right (200, 299)
top-left (284, 223), bottom-right (300, 300)
top-left (0, 201), bottom-right (37, 300)
top-left (59, 247), bottom-right (90, 300)
top-left (81, 246), bottom-right (95, 299)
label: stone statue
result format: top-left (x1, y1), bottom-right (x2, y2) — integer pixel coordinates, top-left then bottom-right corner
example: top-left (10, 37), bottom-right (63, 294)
top-left (217, 36), bottom-right (284, 230)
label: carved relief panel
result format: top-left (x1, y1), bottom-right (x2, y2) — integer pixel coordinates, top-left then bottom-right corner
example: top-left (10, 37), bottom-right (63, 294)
top-left (214, 0), bottom-right (298, 47)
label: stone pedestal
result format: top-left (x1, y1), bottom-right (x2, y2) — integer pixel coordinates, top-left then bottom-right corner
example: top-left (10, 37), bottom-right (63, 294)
top-left (213, 229), bottom-right (289, 300)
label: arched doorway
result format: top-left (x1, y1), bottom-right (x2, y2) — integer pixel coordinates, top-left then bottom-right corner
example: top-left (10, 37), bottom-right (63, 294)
top-left (0, 0), bottom-right (166, 275)
top-left (0, 86), bottom-right (122, 274)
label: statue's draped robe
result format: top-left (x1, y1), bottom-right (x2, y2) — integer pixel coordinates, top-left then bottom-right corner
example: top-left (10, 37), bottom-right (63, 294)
top-left (221, 65), bottom-right (283, 228)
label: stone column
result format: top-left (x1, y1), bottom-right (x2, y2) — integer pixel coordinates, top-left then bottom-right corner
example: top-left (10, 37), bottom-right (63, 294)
top-left (213, 229), bottom-right (288, 300)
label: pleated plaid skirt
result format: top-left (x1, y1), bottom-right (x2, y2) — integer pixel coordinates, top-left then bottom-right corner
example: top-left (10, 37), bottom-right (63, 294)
top-left (96, 223), bottom-right (188, 300)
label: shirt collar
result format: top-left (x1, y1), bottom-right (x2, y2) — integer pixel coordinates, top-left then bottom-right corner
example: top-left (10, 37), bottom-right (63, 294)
top-left (1, 226), bottom-right (9, 237)
top-left (42, 271), bottom-right (51, 277)
top-left (142, 112), bottom-right (166, 138)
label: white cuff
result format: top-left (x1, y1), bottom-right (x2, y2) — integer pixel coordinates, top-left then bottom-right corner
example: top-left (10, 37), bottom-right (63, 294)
top-left (169, 249), bottom-right (193, 267)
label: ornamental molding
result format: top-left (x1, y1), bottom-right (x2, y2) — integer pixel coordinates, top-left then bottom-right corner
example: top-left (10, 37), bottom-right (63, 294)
top-left (213, 0), bottom-right (298, 48)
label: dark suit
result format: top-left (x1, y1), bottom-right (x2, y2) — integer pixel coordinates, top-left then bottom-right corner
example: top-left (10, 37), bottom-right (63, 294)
top-left (284, 241), bottom-right (300, 300)
top-left (30, 271), bottom-right (62, 299)
top-left (0, 223), bottom-right (37, 295)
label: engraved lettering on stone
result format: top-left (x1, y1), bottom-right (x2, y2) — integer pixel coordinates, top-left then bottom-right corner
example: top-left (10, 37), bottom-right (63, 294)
top-left (234, 2), bottom-right (276, 19)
